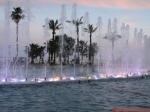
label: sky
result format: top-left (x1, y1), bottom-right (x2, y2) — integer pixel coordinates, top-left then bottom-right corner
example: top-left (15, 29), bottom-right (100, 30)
top-left (0, 0), bottom-right (150, 46)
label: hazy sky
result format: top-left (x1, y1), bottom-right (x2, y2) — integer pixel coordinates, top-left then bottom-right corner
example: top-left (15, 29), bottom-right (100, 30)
top-left (0, 0), bottom-right (150, 45)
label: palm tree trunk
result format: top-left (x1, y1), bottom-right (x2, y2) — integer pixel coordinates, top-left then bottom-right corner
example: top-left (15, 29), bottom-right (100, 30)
top-left (68, 56), bottom-right (70, 64)
top-left (16, 23), bottom-right (19, 58)
top-left (112, 40), bottom-right (115, 65)
top-left (52, 31), bottom-right (56, 64)
top-left (52, 31), bottom-right (55, 40)
top-left (51, 53), bottom-right (53, 63)
top-left (59, 54), bottom-right (61, 64)
top-left (53, 52), bottom-right (56, 64)
top-left (76, 26), bottom-right (80, 64)
top-left (81, 54), bottom-right (83, 64)
top-left (48, 52), bottom-right (50, 64)
top-left (89, 33), bottom-right (92, 64)
top-left (31, 57), bottom-right (34, 64)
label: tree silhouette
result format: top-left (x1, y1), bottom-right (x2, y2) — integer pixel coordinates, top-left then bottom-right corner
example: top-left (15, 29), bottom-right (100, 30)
top-left (90, 42), bottom-right (98, 63)
top-left (84, 24), bottom-right (97, 64)
top-left (47, 35), bottom-right (60, 64)
top-left (29, 44), bottom-right (39, 64)
top-left (38, 46), bottom-right (45, 64)
top-left (11, 7), bottom-right (24, 58)
top-left (66, 16), bottom-right (83, 64)
top-left (47, 19), bottom-right (61, 64)
top-left (79, 40), bottom-right (88, 64)
top-left (63, 34), bottom-right (75, 64)
top-left (29, 44), bottom-right (45, 64)
top-left (104, 32), bottom-right (121, 65)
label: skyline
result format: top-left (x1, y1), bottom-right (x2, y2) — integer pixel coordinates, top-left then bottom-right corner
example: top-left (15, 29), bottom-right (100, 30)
top-left (0, 0), bottom-right (150, 45)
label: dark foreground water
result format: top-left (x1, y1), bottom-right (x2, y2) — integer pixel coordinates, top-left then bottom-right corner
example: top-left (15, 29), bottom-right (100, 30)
top-left (0, 79), bottom-right (150, 112)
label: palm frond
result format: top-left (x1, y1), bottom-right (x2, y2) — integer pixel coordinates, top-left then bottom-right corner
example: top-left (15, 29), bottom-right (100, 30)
top-left (104, 36), bottom-right (108, 39)
top-left (72, 20), bottom-right (76, 24)
top-left (93, 27), bottom-right (98, 33)
top-left (56, 24), bottom-right (62, 29)
top-left (66, 20), bottom-right (72, 23)
top-left (79, 21), bottom-right (83, 25)
top-left (84, 28), bottom-right (89, 32)
top-left (11, 7), bottom-right (24, 24)
top-left (79, 16), bottom-right (83, 22)
top-left (116, 35), bottom-right (122, 38)
top-left (55, 20), bottom-right (58, 26)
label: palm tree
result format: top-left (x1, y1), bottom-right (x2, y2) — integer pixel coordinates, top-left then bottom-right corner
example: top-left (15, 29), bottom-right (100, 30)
top-left (29, 44), bottom-right (39, 64)
top-left (104, 33), bottom-right (121, 66)
top-left (11, 7), bottom-right (24, 57)
top-left (48, 20), bottom-right (61, 40)
top-left (84, 24), bottom-right (97, 64)
top-left (63, 34), bottom-right (75, 64)
top-left (38, 46), bottom-right (45, 64)
top-left (66, 16), bottom-right (83, 64)
top-left (47, 35), bottom-right (60, 64)
top-left (47, 19), bottom-right (61, 64)
top-left (90, 43), bottom-right (98, 63)
top-left (79, 40), bottom-right (88, 64)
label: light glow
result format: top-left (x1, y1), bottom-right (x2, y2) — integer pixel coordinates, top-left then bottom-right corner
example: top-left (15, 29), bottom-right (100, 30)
top-left (0, 70), bottom-right (149, 85)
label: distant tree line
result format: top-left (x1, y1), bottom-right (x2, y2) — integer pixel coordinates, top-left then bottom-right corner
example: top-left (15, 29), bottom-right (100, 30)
top-left (11, 7), bottom-right (98, 65)
top-left (28, 34), bottom-right (98, 65)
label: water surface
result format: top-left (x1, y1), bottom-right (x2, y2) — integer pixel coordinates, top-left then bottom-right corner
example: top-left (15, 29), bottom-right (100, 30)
top-left (0, 78), bottom-right (150, 112)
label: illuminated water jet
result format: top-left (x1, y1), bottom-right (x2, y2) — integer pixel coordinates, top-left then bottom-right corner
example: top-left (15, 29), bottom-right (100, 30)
top-left (0, 1), bottom-right (150, 86)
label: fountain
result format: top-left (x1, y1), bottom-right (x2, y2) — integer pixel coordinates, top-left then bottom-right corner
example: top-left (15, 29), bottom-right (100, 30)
top-left (82, 12), bottom-right (89, 37)
top-left (71, 3), bottom-right (77, 77)
top-left (1, 0), bottom-right (11, 82)
top-left (121, 23), bottom-right (130, 73)
top-left (0, 1), bottom-right (150, 85)
top-left (104, 18), bottom-right (122, 75)
top-left (60, 4), bottom-right (66, 77)
top-left (96, 16), bottom-right (103, 75)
